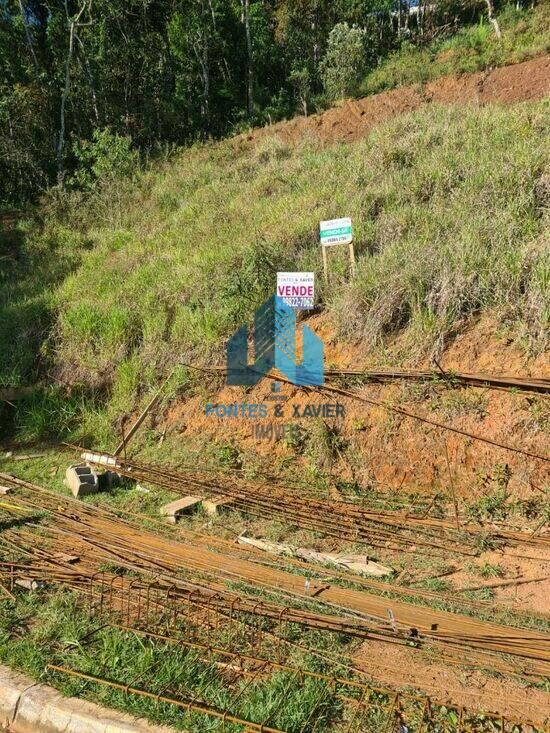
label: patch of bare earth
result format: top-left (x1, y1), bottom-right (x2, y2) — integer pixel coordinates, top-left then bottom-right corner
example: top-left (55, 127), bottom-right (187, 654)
top-left (448, 550), bottom-right (550, 615)
top-left (164, 314), bottom-right (549, 500)
top-left (353, 639), bottom-right (550, 729)
top-left (234, 55), bottom-right (549, 149)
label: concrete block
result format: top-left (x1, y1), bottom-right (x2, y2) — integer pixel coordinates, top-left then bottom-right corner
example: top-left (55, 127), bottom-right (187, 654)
top-left (65, 464), bottom-right (99, 498)
top-left (203, 496), bottom-right (234, 516)
top-left (0, 485), bottom-right (13, 495)
top-left (15, 578), bottom-right (44, 591)
top-left (159, 496), bottom-right (202, 523)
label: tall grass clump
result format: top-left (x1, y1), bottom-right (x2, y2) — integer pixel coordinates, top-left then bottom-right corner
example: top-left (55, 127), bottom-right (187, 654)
top-left (330, 101), bottom-right (549, 355)
top-left (55, 102), bottom-right (548, 380)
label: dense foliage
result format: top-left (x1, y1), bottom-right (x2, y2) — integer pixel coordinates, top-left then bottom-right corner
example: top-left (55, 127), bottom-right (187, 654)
top-left (0, 0), bottom-right (534, 206)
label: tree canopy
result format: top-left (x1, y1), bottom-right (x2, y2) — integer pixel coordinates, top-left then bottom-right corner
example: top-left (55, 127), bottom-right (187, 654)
top-left (0, 0), bottom-right (519, 205)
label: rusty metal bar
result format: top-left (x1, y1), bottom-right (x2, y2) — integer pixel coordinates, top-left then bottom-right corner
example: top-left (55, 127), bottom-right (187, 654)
top-left (47, 664), bottom-right (284, 733)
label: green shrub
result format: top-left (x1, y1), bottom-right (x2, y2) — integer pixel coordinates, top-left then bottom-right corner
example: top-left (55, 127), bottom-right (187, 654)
top-left (70, 128), bottom-right (139, 191)
top-left (320, 23), bottom-right (368, 100)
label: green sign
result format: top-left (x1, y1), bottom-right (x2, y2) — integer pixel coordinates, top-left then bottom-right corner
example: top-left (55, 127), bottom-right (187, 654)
top-left (320, 217), bottom-right (352, 246)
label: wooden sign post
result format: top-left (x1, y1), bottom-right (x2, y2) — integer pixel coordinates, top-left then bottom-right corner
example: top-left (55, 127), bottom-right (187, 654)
top-left (319, 217), bottom-right (356, 281)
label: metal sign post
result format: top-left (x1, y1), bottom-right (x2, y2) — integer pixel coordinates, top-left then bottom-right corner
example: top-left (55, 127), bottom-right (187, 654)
top-left (319, 217), bottom-right (356, 281)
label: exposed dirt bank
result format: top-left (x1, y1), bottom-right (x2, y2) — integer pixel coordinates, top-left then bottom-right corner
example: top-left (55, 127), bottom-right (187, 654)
top-left (164, 314), bottom-right (549, 502)
top-left (235, 55), bottom-right (549, 149)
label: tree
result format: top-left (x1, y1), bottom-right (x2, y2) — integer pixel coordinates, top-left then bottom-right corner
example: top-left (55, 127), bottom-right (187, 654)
top-left (241, 0), bottom-right (254, 115)
top-left (169, 0), bottom-right (244, 136)
top-left (0, 0), bottom-right (519, 206)
top-left (483, 0), bottom-right (502, 38)
top-left (274, 0), bottom-right (338, 92)
top-left (289, 66), bottom-right (312, 116)
top-left (56, 0), bottom-right (93, 183)
top-left (319, 22), bottom-right (367, 100)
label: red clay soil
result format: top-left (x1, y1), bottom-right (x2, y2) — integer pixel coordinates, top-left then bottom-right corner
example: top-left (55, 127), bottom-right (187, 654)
top-left (164, 315), bottom-right (549, 500)
top-left (354, 638), bottom-right (550, 729)
top-left (448, 550), bottom-right (550, 615)
top-left (234, 55), bottom-right (550, 149)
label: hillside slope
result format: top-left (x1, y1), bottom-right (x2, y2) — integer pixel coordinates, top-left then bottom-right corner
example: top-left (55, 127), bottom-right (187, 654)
top-left (0, 59), bottom-right (548, 448)
top-left (237, 54), bottom-right (550, 148)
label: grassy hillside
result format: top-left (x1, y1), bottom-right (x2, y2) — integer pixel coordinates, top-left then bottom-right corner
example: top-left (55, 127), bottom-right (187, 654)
top-left (1, 99), bottom-right (548, 444)
top-left (359, 2), bottom-right (550, 95)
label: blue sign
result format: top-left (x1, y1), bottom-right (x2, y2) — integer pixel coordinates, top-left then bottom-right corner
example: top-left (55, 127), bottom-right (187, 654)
top-left (227, 296), bottom-right (324, 386)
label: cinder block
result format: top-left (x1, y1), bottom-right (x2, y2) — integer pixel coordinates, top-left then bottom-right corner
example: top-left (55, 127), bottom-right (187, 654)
top-left (15, 578), bottom-right (44, 591)
top-left (65, 464), bottom-right (99, 498)
top-left (159, 496), bottom-right (202, 524)
top-left (202, 496), bottom-right (234, 516)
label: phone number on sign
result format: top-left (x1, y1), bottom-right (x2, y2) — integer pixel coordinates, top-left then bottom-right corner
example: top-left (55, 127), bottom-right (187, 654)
top-left (282, 296), bottom-right (314, 308)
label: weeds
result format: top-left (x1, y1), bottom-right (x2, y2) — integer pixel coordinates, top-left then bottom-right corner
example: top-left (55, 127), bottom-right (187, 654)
top-left (471, 562), bottom-right (505, 579)
top-left (216, 442), bottom-right (244, 470)
top-left (419, 577), bottom-right (450, 592)
top-left (515, 495), bottom-right (546, 520)
top-left (467, 463), bottom-right (513, 521)
top-left (283, 423), bottom-right (309, 454)
top-left (462, 587), bottom-right (496, 602)
top-left (468, 489), bottom-right (510, 521)
top-left (434, 389), bottom-right (489, 420)
top-left (305, 420), bottom-right (348, 471)
top-left (523, 396), bottom-right (550, 433)
top-left (0, 589), bottom-right (350, 732)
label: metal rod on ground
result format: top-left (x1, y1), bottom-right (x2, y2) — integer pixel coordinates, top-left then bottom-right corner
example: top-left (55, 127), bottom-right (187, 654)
top-left (0, 580), bottom-right (15, 601)
top-left (46, 664), bottom-right (285, 733)
top-left (314, 378), bottom-right (550, 463)
top-left (191, 364), bottom-right (550, 395)
top-left (444, 440), bottom-right (460, 532)
top-left (456, 576), bottom-right (549, 593)
top-left (3, 473), bottom-right (550, 677)
top-left (181, 364), bottom-right (550, 462)
top-left (113, 368), bottom-right (176, 456)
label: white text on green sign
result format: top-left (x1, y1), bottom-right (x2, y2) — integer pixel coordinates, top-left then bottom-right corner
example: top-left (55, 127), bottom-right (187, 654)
top-left (320, 217), bottom-right (352, 246)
